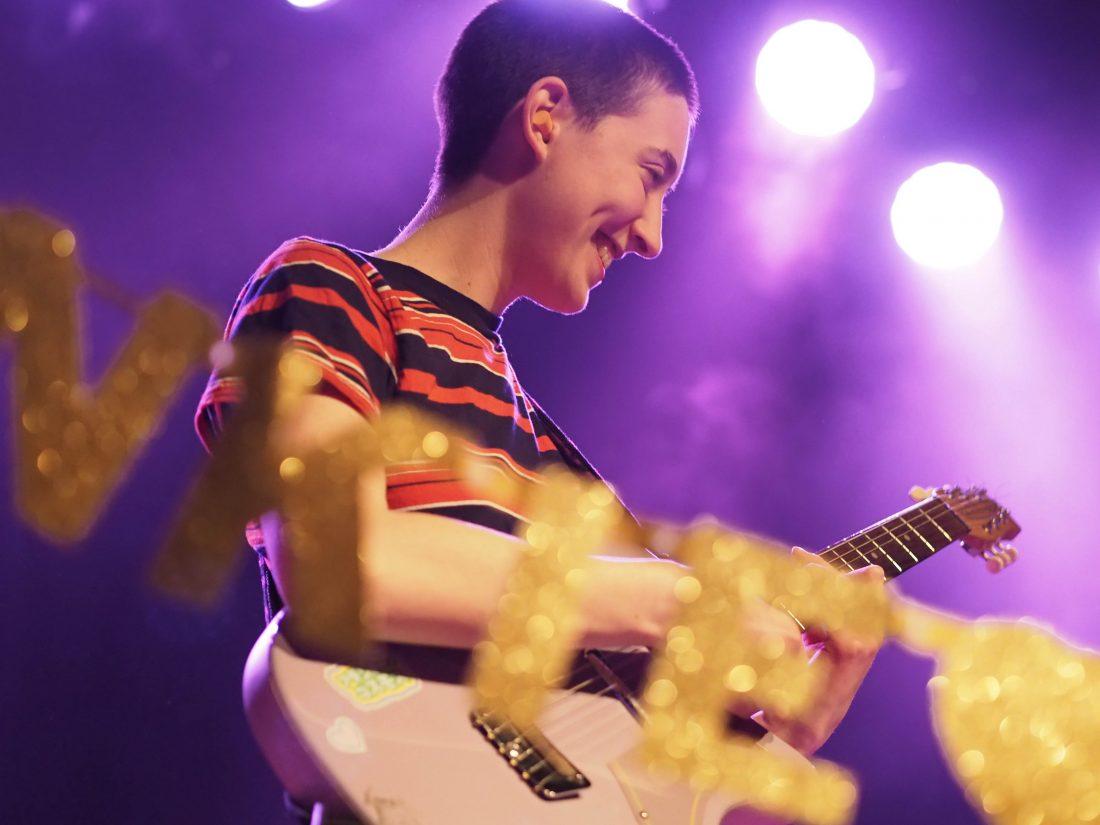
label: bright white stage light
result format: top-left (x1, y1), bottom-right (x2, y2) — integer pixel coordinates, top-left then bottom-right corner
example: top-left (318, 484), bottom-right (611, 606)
top-left (891, 163), bottom-right (1004, 270)
top-left (755, 20), bottom-right (875, 137)
top-left (601, 0), bottom-right (634, 10)
top-left (286, 0), bottom-right (335, 9)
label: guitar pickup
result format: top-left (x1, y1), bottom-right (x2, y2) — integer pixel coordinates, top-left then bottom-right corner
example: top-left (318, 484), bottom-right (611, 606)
top-left (470, 710), bottom-right (591, 800)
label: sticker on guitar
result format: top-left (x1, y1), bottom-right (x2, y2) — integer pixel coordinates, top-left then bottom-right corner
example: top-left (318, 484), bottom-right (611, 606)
top-left (324, 665), bottom-right (422, 711)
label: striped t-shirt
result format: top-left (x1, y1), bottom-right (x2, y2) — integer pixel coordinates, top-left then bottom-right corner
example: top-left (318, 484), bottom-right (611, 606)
top-left (195, 236), bottom-right (614, 610)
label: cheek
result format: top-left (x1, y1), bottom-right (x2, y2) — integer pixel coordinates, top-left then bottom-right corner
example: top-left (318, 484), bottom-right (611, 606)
top-left (538, 177), bottom-right (593, 240)
top-left (600, 163), bottom-right (647, 215)
top-left (559, 144), bottom-right (624, 213)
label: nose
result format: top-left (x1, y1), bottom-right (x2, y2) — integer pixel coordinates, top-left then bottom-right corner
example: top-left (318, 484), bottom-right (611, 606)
top-left (626, 198), bottom-right (664, 260)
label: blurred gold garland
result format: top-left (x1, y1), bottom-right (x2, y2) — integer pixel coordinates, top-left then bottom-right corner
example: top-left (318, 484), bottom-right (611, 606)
top-left (3, 209), bottom-right (1098, 825)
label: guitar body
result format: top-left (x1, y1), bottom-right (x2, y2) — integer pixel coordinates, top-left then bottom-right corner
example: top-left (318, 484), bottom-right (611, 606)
top-left (244, 612), bottom-right (799, 824)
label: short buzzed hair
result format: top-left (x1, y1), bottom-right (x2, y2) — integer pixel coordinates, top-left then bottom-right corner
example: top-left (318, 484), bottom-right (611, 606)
top-left (433, 0), bottom-right (700, 192)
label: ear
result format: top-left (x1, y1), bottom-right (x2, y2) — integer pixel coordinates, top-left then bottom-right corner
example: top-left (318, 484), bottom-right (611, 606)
top-left (520, 76), bottom-right (571, 160)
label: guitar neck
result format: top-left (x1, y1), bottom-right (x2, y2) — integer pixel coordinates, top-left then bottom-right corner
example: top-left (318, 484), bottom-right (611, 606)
top-left (814, 497), bottom-right (969, 579)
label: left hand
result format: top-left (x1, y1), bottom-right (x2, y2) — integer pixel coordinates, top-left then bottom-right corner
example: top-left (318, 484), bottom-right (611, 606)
top-left (753, 546), bottom-right (886, 755)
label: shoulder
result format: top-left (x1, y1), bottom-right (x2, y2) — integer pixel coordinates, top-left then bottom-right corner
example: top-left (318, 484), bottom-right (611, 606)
top-left (251, 235), bottom-right (385, 296)
top-left (227, 235), bottom-right (399, 331)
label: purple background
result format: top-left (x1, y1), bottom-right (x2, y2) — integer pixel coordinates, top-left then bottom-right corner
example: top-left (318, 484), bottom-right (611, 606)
top-left (3, 0), bottom-right (1099, 822)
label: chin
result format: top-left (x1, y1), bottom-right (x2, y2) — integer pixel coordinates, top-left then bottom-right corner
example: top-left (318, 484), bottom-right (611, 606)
top-left (528, 279), bottom-right (591, 315)
top-left (529, 293), bottom-right (588, 315)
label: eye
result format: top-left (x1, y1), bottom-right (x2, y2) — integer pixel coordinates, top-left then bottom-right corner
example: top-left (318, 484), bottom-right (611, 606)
top-left (644, 166), bottom-right (664, 185)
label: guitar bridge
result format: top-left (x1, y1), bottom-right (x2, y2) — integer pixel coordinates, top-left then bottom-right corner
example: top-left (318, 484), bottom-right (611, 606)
top-left (470, 710), bottom-right (591, 800)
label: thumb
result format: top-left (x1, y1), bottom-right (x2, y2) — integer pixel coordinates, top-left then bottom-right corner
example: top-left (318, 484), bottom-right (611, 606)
top-left (858, 563), bottom-right (887, 582)
top-left (791, 545), bottom-right (817, 561)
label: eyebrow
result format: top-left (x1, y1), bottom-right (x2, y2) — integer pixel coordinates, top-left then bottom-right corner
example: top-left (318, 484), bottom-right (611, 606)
top-left (645, 147), bottom-right (681, 193)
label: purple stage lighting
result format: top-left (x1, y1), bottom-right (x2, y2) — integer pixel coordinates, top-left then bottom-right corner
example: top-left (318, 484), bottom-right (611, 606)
top-left (891, 163), bottom-right (1005, 270)
top-left (754, 20), bottom-right (875, 137)
top-left (286, 0), bottom-right (337, 9)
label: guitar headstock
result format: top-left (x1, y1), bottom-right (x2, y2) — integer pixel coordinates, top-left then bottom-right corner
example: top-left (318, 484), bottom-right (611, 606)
top-left (910, 485), bottom-right (1021, 573)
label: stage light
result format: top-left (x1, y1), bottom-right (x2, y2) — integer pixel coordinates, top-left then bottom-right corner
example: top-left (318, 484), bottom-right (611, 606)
top-left (286, 0), bottom-right (335, 9)
top-left (601, 0), bottom-right (634, 11)
top-left (754, 20), bottom-right (875, 137)
top-left (891, 163), bottom-right (1004, 270)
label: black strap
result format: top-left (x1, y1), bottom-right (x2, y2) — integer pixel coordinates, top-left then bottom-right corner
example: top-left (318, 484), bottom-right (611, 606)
top-left (526, 394), bottom-right (645, 537)
top-left (258, 552), bottom-right (283, 625)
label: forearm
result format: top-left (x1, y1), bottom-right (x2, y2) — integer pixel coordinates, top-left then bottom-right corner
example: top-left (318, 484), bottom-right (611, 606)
top-left (271, 507), bottom-right (684, 656)
top-left (369, 509), bottom-right (685, 649)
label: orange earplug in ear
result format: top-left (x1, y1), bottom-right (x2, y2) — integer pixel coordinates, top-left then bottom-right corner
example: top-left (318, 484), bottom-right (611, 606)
top-left (532, 111), bottom-right (553, 141)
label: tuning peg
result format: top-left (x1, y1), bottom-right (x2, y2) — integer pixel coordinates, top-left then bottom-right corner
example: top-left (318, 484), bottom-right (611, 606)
top-left (983, 542), bottom-right (1019, 574)
top-left (908, 485), bottom-right (934, 502)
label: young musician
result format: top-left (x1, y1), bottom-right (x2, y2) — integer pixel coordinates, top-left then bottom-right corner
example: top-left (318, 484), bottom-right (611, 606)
top-left (196, 0), bottom-right (883, 816)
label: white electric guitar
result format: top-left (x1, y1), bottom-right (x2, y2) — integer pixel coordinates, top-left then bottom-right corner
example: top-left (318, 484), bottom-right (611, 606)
top-left (242, 486), bottom-right (1020, 824)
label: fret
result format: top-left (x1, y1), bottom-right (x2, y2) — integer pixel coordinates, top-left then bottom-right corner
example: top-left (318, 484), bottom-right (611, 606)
top-left (825, 543), bottom-right (858, 570)
top-left (817, 498), bottom-right (970, 579)
top-left (865, 529), bottom-right (904, 574)
top-left (841, 538), bottom-right (872, 568)
top-left (897, 511), bottom-right (937, 554)
top-left (879, 520), bottom-right (920, 564)
top-left (911, 505), bottom-right (955, 542)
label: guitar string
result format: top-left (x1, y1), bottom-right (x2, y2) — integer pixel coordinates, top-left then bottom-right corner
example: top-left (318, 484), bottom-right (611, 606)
top-left (542, 645), bottom-right (804, 753)
top-left (828, 501), bottom-right (968, 572)
top-left (518, 498), bottom-right (971, 743)
top-left (538, 682), bottom-right (629, 739)
top-left (537, 499), bottom-right (961, 704)
top-left (492, 648), bottom-right (646, 741)
top-left (487, 662), bottom-right (617, 738)
top-left (501, 651), bottom-right (647, 734)
top-left (539, 652), bottom-right (660, 751)
top-left (490, 673), bottom-right (629, 761)
top-left (805, 499), bottom-right (957, 571)
top-left (543, 510), bottom-right (972, 748)
top-left (537, 500), bottom-right (998, 754)
top-left (536, 657), bottom-right (646, 748)
top-left (639, 498), bottom-right (957, 575)
top-left (484, 672), bottom-right (611, 741)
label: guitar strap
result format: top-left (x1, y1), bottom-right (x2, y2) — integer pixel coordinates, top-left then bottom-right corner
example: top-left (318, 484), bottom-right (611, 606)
top-left (258, 553), bottom-right (281, 625)
top-left (525, 393), bottom-right (644, 532)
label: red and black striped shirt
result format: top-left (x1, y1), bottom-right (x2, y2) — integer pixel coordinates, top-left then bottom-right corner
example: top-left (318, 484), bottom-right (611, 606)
top-left (195, 236), bottom-right (609, 555)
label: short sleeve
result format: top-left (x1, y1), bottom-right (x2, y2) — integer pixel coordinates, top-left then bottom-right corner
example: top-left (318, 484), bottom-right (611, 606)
top-left (194, 236), bottom-right (398, 453)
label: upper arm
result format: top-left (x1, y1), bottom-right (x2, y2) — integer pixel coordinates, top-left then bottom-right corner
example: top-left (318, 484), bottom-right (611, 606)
top-left (260, 392), bottom-right (390, 611)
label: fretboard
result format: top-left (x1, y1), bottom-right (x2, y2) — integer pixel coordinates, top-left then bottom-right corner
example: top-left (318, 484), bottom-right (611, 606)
top-left (815, 497), bottom-right (969, 579)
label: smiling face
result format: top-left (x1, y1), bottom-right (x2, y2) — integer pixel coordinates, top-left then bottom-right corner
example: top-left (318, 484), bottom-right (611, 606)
top-left (507, 86), bottom-right (692, 314)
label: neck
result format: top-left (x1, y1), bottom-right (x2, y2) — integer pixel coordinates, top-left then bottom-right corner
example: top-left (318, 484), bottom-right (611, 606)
top-left (815, 497), bottom-right (969, 579)
top-left (371, 179), bottom-right (518, 316)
